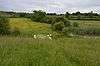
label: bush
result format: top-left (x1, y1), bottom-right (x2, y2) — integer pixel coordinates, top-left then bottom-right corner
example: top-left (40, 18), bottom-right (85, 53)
top-left (0, 16), bottom-right (10, 35)
top-left (53, 22), bottom-right (65, 31)
top-left (51, 17), bottom-right (71, 32)
top-left (52, 17), bottom-right (71, 27)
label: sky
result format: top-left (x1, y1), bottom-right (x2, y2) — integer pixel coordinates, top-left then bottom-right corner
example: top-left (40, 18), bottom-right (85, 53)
top-left (0, 0), bottom-right (100, 14)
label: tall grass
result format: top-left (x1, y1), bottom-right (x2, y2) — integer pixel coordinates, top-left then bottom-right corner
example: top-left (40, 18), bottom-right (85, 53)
top-left (0, 36), bottom-right (100, 66)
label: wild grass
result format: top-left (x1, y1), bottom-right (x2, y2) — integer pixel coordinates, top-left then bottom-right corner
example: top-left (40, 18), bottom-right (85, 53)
top-left (9, 18), bottom-right (52, 35)
top-left (0, 36), bottom-right (100, 66)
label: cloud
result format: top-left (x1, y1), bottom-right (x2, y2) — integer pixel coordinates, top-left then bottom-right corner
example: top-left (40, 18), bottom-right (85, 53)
top-left (0, 0), bottom-right (100, 13)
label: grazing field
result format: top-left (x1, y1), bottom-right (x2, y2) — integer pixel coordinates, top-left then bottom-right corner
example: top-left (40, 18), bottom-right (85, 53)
top-left (70, 20), bottom-right (100, 28)
top-left (9, 18), bottom-right (52, 35)
top-left (0, 18), bottom-right (100, 66)
top-left (0, 36), bottom-right (100, 66)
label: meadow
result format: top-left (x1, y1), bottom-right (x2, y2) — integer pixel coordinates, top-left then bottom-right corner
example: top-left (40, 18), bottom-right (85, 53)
top-left (0, 36), bottom-right (100, 66)
top-left (0, 18), bottom-right (100, 66)
top-left (9, 18), bottom-right (52, 35)
top-left (70, 20), bottom-right (100, 28)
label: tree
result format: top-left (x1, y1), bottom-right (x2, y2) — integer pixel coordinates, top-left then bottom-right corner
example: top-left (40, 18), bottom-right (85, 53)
top-left (88, 11), bottom-right (94, 18)
top-left (65, 12), bottom-right (70, 18)
top-left (31, 10), bottom-right (46, 22)
top-left (0, 16), bottom-right (10, 35)
top-left (75, 11), bottom-right (81, 16)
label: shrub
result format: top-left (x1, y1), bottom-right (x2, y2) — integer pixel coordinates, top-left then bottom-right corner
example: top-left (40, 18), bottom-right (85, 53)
top-left (53, 22), bottom-right (65, 31)
top-left (51, 17), bottom-right (71, 31)
top-left (52, 17), bottom-right (71, 27)
top-left (0, 16), bottom-right (10, 35)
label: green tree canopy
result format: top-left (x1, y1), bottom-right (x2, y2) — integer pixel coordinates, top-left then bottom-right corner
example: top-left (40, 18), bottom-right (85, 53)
top-left (31, 10), bottom-right (46, 22)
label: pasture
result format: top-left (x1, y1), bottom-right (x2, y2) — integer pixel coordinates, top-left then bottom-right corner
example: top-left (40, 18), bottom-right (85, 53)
top-left (9, 18), bottom-right (52, 35)
top-left (0, 36), bottom-right (100, 66)
top-left (0, 18), bottom-right (100, 66)
top-left (70, 20), bottom-right (100, 28)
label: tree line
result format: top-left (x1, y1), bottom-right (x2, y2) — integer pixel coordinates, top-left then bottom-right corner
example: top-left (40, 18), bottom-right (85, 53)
top-left (0, 10), bottom-right (100, 20)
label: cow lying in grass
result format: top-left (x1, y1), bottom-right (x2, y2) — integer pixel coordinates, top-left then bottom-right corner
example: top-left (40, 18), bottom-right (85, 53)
top-left (33, 34), bottom-right (52, 40)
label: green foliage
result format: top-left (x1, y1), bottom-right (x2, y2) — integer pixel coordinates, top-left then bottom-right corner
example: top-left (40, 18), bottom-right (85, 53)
top-left (53, 22), bottom-right (65, 31)
top-left (31, 10), bottom-right (46, 22)
top-left (0, 16), bottom-right (10, 35)
top-left (65, 12), bottom-right (70, 18)
top-left (64, 20), bottom-right (71, 27)
top-left (52, 17), bottom-right (71, 27)
top-left (52, 17), bottom-right (71, 31)
top-left (42, 17), bottom-right (54, 24)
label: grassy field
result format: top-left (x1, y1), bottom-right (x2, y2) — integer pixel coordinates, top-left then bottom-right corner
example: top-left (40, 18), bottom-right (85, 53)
top-left (0, 18), bottom-right (100, 66)
top-left (0, 36), bottom-right (100, 66)
top-left (70, 20), bottom-right (100, 28)
top-left (9, 18), bottom-right (52, 35)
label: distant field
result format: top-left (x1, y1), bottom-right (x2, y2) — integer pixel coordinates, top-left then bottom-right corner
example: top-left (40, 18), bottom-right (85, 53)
top-left (70, 20), bottom-right (100, 28)
top-left (0, 36), bottom-right (100, 66)
top-left (9, 18), bottom-right (100, 34)
top-left (9, 18), bottom-right (52, 35)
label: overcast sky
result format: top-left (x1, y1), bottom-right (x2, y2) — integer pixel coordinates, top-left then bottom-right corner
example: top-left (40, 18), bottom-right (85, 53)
top-left (0, 0), bottom-right (100, 13)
